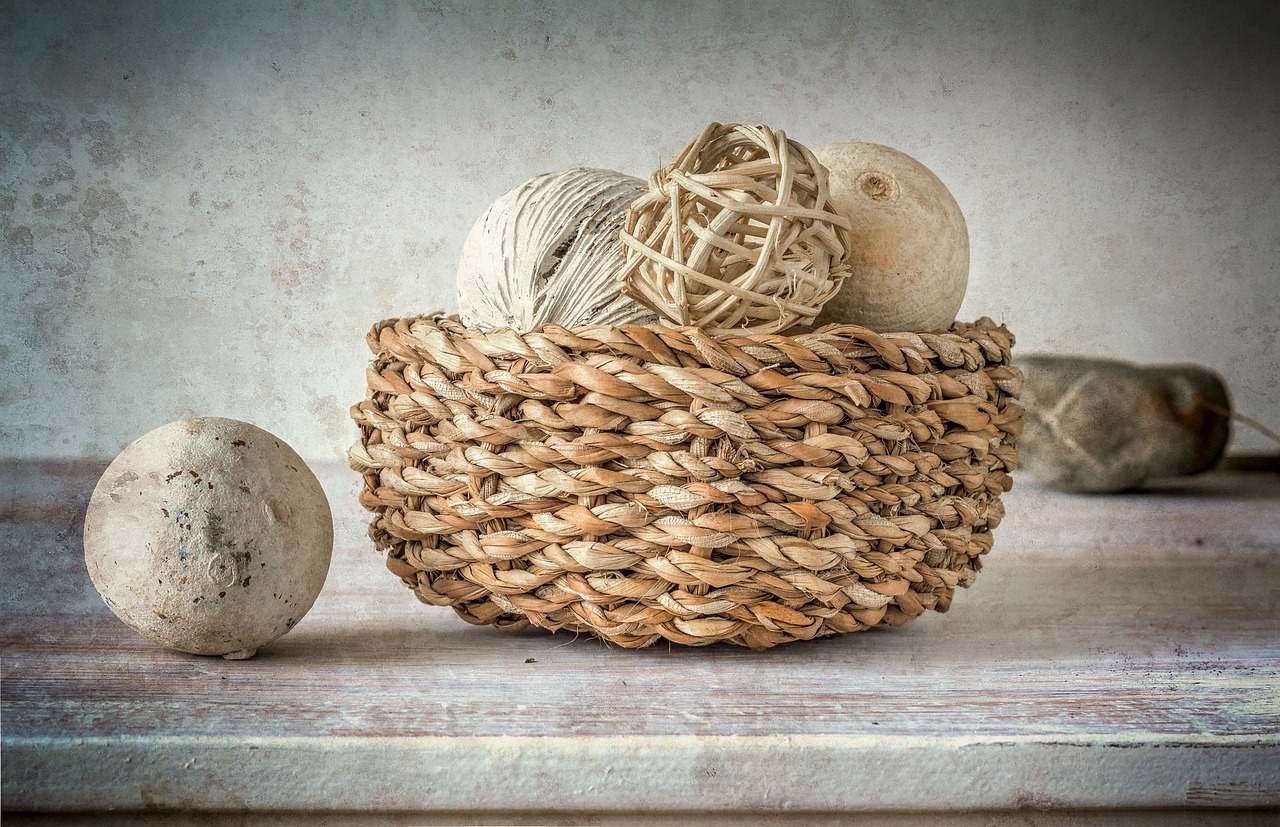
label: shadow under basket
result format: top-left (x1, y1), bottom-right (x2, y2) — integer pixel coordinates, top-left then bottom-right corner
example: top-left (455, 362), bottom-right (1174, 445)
top-left (350, 315), bottom-right (1022, 650)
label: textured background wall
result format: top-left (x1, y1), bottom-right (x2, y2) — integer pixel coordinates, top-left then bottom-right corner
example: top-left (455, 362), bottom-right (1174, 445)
top-left (2, 0), bottom-right (1277, 462)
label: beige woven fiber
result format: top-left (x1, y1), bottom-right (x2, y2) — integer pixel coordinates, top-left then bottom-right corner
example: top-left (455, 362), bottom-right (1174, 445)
top-left (620, 122), bottom-right (852, 335)
top-left (350, 316), bottom-right (1022, 650)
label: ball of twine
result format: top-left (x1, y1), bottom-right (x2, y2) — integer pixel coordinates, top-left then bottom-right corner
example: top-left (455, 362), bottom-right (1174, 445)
top-left (619, 122), bottom-right (852, 334)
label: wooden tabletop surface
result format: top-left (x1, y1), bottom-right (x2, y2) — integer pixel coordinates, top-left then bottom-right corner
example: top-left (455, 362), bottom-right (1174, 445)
top-left (3, 459), bottom-right (1277, 820)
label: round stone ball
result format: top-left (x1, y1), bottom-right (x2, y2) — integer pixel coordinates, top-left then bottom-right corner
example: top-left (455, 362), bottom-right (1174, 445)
top-left (811, 141), bottom-right (969, 333)
top-left (84, 417), bottom-right (333, 659)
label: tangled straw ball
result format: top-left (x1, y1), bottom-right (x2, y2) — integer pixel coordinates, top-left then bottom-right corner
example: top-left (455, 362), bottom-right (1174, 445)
top-left (619, 122), bottom-right (852, 334)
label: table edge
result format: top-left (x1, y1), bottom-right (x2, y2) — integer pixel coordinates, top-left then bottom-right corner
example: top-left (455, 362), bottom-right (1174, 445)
top-left (4, 733), bottom-right (1278, 812)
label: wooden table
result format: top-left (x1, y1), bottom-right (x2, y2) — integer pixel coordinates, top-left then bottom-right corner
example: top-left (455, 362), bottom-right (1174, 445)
top-left (3, 459), bottom-right (1278, 824)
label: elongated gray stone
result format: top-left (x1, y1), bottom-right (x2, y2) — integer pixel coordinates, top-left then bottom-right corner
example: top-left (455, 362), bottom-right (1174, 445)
top-left (1017, 355), bottom-right (1230, 493)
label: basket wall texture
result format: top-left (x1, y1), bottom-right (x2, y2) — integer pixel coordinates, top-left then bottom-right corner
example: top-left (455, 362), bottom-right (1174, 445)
top-left (350, 316), bottom-right (1022, 650)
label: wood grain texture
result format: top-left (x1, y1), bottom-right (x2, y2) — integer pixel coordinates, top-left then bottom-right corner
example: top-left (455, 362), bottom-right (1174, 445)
top-left (2, 459), bottom-right (1278, 815)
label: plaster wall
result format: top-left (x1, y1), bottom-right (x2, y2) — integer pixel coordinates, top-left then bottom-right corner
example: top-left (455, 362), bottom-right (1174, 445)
top-left (2, 0), bottom-right (1277, 461)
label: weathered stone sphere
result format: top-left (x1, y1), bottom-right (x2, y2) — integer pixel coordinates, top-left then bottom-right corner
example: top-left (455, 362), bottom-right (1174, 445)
top-left (1018, 356), bottom-right (1232, 493)
top-left (812, 141), bottom-right (969, 332)
top-left (84, 418), bottom-right (333, 658)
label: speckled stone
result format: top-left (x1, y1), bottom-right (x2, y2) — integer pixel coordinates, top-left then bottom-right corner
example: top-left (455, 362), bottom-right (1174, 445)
top-left (84, 417), bottom-right (334, 658)
top-left (1018, 355), bottom-right (1231, 493)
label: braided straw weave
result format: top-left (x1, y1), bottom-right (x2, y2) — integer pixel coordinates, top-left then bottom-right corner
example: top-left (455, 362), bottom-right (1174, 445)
top-left (350, 316), bottom-right (1022, 649)
top-left (620, 122), bottom-right (851, 335)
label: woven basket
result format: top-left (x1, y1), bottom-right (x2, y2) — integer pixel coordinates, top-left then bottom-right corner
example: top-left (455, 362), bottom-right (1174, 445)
top-left (349, 316), bottom-right (1022, 650)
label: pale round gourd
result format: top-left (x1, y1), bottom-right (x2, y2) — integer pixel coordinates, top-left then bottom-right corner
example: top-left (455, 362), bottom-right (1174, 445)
top-left (457, 167), bottom-right (656, 331)
top-left (84, 417), bottom-right (333, 659)
top-left (811, 142), bottom-right (969, 333)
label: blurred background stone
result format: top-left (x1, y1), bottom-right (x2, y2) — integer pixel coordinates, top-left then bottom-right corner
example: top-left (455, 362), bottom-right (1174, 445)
top-left (1018, 354), bottom-right (1232, 492)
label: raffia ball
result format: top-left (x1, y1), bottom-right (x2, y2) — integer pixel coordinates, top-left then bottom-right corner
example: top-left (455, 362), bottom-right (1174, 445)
top-left (812, 142), bottom-right (969, 332)
top-left (620, 122), bottom-right (852, 334)
top-left (457, 168), bottom-right (655, 331)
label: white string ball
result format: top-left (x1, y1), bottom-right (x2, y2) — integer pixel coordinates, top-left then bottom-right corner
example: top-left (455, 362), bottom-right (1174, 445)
top-left (457, 168), bottom-right (655, 331)
top-left (619, 122), bottom-right (852, 335)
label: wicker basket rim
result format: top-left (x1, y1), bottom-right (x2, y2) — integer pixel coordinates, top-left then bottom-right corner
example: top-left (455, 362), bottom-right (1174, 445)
top-left (366, 313), bottom-right (1016, 379)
